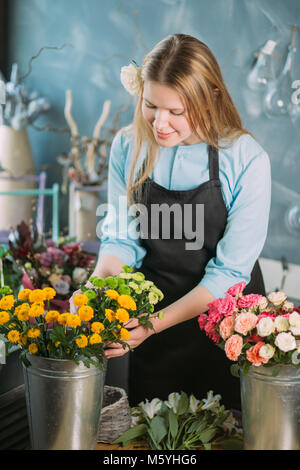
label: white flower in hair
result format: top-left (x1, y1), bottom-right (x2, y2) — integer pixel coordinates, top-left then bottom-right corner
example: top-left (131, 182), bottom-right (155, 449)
top-left (120, 63), bottom-right (142, 96)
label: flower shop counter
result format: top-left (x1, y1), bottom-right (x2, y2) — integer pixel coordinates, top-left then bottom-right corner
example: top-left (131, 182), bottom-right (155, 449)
top-left (96, 441), bottom-right (226, 450)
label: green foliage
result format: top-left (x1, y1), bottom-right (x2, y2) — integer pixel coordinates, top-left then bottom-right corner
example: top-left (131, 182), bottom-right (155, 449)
top-left (114, 391), bottom-right (243, 450)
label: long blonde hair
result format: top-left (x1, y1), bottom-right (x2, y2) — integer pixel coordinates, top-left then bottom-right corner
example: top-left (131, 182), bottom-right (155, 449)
top-left (126, 34), bottom-right (251, 205)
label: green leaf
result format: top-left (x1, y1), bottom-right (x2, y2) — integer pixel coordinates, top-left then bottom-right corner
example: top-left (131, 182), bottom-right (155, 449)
top-left (168, 408), bottom-right (178, 439)
top-left (199, 427), bottom-right (218, 444)
top-left (272, 365), bottom-right (281, 377)
top-left (113, 423), bottom-right (147, 445)
top-left (217, 438), bottom-right (243, 450)
top-left (203, 443), bottom-right (211, 450)
top-left (230, 363), bottom-right (240, 378)
top-left (177, 392), bottom-right (189, 416)
top-left (150, 416), bottom-right (168, 444)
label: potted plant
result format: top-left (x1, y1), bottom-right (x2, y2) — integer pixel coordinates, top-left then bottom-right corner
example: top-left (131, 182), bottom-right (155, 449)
top-left (0, 264), bottom-right (164, 450)
top-left (198, 281), bottom-right (300, 450)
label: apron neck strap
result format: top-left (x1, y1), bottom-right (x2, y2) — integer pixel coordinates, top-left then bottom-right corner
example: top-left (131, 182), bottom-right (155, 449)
top-left (208, 145), bottom-right (219, 180)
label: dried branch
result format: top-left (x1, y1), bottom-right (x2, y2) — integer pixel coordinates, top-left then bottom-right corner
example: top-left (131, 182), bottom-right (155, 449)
top-left (19, 43), bottom-right (73, 84)
top-left (86, 100), bottom-right (111, 175)
top-left (64, 89), bottom-right (82, 173)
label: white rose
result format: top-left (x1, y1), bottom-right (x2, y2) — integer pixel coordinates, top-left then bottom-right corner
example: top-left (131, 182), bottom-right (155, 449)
top-left (256, 317), bottom-right (275, 337)
top-left (259, 344), bottom-right (275, 360)
top-left (72, 267), bottom-right (88, 285)
top-left (53, 280), bottom-right (70, 296)
top-left (258, 296), bottom-right (268, 311)
top-left (274, 316), bottom-right (289, 332)
top-left (289, 311), bottom-right (300, 328)
top-left (275, 332), bottom-right (297, 352)
top-left (290, 326), bottom-right (300, 336)
top-left (282, 301), bottom-right (294, 312)
top-left (268, 291), bottom-right (287, 306)
top-left (120, 64), bottom-right (142, 96)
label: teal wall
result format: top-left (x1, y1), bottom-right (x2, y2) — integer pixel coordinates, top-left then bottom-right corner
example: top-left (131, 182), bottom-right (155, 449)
top-left (5, 0), bottom-right (300, 263)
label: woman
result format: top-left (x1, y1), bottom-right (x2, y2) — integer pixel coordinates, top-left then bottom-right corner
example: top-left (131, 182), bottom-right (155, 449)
top-left (87, 34), bottom-right (271, 410)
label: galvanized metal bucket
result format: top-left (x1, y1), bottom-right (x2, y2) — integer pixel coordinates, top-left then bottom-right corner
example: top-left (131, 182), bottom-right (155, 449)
top-left (240, 365), bottom-right (300, 450)
top-left (23, 355), bottom-right (107, 450)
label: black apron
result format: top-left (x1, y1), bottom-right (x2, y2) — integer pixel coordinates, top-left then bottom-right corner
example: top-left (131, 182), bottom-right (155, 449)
top-left (128, 145), bottom-right (265, 410)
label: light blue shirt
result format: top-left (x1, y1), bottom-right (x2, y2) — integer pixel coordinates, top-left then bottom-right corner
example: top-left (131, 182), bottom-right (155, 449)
top-left (99, 126), bottom-right (271, 300)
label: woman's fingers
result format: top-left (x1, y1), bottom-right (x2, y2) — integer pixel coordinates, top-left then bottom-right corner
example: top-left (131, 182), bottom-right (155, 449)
top-left (124, 318), bottom-right (139, 328)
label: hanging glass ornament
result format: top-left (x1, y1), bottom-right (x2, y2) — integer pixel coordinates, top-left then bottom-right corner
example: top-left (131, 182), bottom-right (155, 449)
top-left (247, 40), bottom-right (277, 91)
top-left (263, 27), bottom-right (298, 120)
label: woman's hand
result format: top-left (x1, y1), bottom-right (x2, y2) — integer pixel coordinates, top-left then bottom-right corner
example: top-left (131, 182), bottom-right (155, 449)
top-left (69, 288), bottom-right (82, 314)
top-left (104, 318), bottom-right (155, 359)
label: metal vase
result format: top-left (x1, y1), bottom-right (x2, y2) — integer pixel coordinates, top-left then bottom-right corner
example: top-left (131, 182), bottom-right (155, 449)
top-left (23, 355), bottom-right (107, 450)
top-left (240, 365), bottom-right (300, 450)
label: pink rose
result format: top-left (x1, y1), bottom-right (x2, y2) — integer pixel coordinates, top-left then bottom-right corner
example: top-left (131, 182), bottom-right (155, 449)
top-left (204, 320), bottom-right (221, 344)
top-left (257, 312), bottom-right (276, 322)
top-left (226, 281), bottom-right (246, 297)
top-left (224, 334), bottom-right (243, 361)
top-left (198, 313), bottom-right (208, 330)
top-left (246, 342), bottom-right (269, 366)
top-left (247, 333), bottom-right (264, 343)
top-left (238, 294), bottom-right (262, 309)
top-left (39, 252), bottom-right (53, 267)
top-left (219, 294), bottom-right (237, 317)
top-left (219, 315), bottom-right (235, 340)
top-left (235, 312), bottom-right (258, 336)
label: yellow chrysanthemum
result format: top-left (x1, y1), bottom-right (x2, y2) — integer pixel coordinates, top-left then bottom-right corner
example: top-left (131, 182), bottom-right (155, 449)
top-left (28, 343), bottom-right (38, 354)
top-left (89, 333), bottom-right (102, 345)
top-left (105, 289), bottom-right (119, 301)
top-left (0, 295), bottom-right (14, 310)
top-left (66, 314), bottom-right (81, 328)
top-left (120, 328), bottom-right (130, 341)
top-left (28, 303), bottom-right (44, 318)
top-left (74, 294), bottom-right (89, 307)
top-left (115, 308), bottom-right (130, 324)
top-left (45, 310), bottom-right (60, 323)
top-left (91, 322), bottom-right (105, 333)
top-left (42, 287), bottom-right (56, 300)
top-left (27, 328), bottom-right (41, 339)
top-left (7, 329), bottom-right (20, 343)
top-left (105, 309), bottom-right (116, 322)
top-left (78, 305), bottom-right (94, 322)
top-left (18, 333), bottom-right (27, 346)
top-left (55, 341), bottom-right (61, 348)
top-left (0, 311), bottom-right (10, 325)
top-left (17, 309), bottom-right (29, 322)
top-left (57, 313), bottom-right (70, 325)
top-left (18, 289), bottom-right (32, 301)
top-left (75, 334), bottom-right (88, 348)
top-left (117, 295), bottom-right (136, 311)
top-left (29, 289), bottom-right (46, 304)
top-left (14, 303), bottom-right (30, 316)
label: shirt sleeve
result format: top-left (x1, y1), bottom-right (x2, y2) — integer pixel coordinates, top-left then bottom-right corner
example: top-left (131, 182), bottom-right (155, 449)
top-left (199, 150), bottom-right (271, 299)
top-left (98, 130), bottom-right (147, 268)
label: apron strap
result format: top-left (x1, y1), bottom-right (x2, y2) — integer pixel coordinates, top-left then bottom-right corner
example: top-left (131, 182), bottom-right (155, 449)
top-left (208, 145), bottom-right (219, 180)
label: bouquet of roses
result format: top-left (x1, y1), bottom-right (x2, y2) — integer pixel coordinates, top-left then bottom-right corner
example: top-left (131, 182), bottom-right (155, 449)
top-left (114, 390), bottom-right (243, 450)
top-left (8, 221), bottom-right (96, 302)
top-left (198, 281), bottom-right (300, 377)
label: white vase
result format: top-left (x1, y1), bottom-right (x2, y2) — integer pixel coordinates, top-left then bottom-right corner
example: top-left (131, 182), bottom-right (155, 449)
top-left (0, 125), bottom-right (36, 231)
top-left (69, 182), bottom-right (100, 242)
